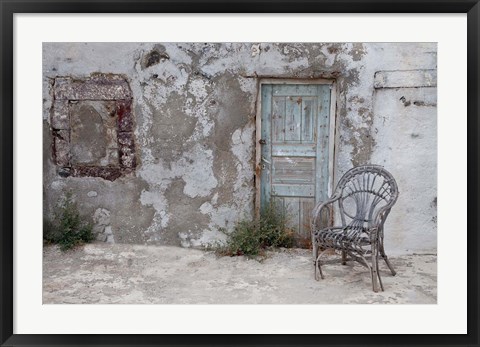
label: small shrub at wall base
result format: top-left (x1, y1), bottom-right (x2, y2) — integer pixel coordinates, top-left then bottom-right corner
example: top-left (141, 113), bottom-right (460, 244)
top-left (43, 192), bottom-right (94, 251)
top-left (217, 204), bottom-right (295, 257)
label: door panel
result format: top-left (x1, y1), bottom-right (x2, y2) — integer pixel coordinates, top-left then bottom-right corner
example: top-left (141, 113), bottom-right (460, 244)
top-left (271, 144), bottom-right (316, 157)
top-left (272, 157), bottom-right (315, 184)
top-left (260, 83), bottom-right (332, 243)
top-left (285, 97), bottom-right (302, 142)
top-left (271, 184), bottom-right (315, 198)
top-left (272, 97), bottom-right (286, 143)
top-left (301, 97), bottom-right (315, 143)
top-left (299, 198), bottom-right (315, 238)
top-left (272, 84), bottom-right (322, 96)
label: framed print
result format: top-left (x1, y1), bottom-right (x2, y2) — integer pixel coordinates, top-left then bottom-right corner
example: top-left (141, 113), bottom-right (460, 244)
top-left (1, 1), bottom-right (478, 346)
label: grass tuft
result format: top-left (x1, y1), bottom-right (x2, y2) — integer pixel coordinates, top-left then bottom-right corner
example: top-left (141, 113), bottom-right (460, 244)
top-left (216, 203), bottom-right (295, 257)
top-left (43, 192), bottom-right (94, 251)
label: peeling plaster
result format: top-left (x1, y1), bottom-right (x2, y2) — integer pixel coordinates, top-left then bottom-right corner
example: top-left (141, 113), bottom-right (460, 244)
top-left (231, 124), bottom-right (255, 204)
top-left (174, 144), bottom-right (218, 198)
top-left (138, 143), bottom-right (218, 241)
top-left (43, 42), bottom-right (437, 254)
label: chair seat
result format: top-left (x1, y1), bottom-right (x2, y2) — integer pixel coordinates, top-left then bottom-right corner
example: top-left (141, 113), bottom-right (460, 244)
top-left (313, 226), bottom-right (371, 251)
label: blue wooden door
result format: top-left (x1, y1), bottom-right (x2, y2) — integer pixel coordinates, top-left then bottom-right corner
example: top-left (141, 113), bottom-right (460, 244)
top-left (260, 84), bottom-right (332, 242)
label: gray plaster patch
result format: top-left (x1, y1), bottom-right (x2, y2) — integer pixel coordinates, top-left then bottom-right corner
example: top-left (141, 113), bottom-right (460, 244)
top-left (70, 101), bottom-right (118, 166)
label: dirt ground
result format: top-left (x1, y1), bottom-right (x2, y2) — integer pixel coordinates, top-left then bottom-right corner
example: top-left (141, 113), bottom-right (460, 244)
top-left (43, 243), bottom-right (437, 304)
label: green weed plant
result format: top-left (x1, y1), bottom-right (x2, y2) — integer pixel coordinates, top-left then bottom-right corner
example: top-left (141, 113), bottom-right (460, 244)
top-left (217, 203), bottom-right (295, 257)
top-left (44, 192), bottom-right (94, 251)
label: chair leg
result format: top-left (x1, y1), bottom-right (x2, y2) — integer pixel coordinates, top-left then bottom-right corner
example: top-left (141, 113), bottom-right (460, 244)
top-left (373, 243), bottom-right (386, 292)
top-left (313, 246), bottom-right (326, 281)
top-left (341, 250), bottom-right (347, 265)
top-left (315, 258), bottom-right (324, 280)
top-left (313, 244), bottom-right (320, 280)
top-left (377, 267), bottom-right (384, 292)
top-left (371, 243), bottom-right (380, 293)
top-left (379, 241), bottom-right (396, 276)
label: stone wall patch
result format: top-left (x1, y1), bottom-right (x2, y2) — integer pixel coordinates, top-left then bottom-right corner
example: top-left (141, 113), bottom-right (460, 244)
top-left (50, 74), bottom-right (136, 181)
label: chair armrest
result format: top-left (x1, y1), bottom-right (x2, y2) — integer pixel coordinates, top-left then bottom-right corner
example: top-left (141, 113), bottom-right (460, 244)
top-left (373, 206), bottom-right (391, 226)
top-left (370, 205), bottom-right (394, 241)
top-left (310, 194), bottom-right (341, 232)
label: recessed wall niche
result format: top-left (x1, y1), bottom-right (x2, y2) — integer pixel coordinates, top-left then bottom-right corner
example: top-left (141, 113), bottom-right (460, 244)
top-left (50, 74), bottom-right (136, 181)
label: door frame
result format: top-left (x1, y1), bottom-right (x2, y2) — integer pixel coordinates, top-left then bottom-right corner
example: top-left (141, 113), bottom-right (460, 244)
top-left (254, 78), bottom-right (338, 217)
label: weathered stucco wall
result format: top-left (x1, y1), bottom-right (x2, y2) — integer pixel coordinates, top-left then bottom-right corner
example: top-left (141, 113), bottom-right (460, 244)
top-left (43, 42), bottom-right (437, 254)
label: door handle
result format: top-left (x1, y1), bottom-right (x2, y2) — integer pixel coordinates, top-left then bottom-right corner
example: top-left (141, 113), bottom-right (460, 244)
top-left (261, 156), bottom-right (271, 165)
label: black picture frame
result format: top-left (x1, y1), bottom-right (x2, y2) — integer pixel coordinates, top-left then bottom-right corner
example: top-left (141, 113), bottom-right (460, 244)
top-left (1, 1), bottom-right (478, 346)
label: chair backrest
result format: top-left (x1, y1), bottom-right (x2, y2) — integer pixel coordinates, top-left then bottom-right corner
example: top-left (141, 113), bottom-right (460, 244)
top-left (334, 165), bottom-right (399, 228)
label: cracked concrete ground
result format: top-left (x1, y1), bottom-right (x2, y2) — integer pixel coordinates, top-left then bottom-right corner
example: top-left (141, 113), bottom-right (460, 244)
top-left (43, 243), bottom-right (436, 304)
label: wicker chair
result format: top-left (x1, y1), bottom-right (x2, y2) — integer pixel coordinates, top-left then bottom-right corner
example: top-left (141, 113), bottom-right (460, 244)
top-left (311, 165), bottom-right (399, 292)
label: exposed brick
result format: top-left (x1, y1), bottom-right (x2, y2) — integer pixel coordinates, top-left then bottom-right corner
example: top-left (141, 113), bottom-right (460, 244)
top-left (117, 132), bottom-right (134, 146)
top-left (71, 166), bottom-right (125, 181)
top-left (52, 130), bottom-right (70, 166)
top-left (54, 75), bottom-right (132, 101)
top-left (51, 74), bottom-right (135, 180)
top-left (116, 100), bottom-right (134, 132)
top-left (118, 132), bottom-right (136, 168)
top-left (51, 100), bottom-right (70, 129)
